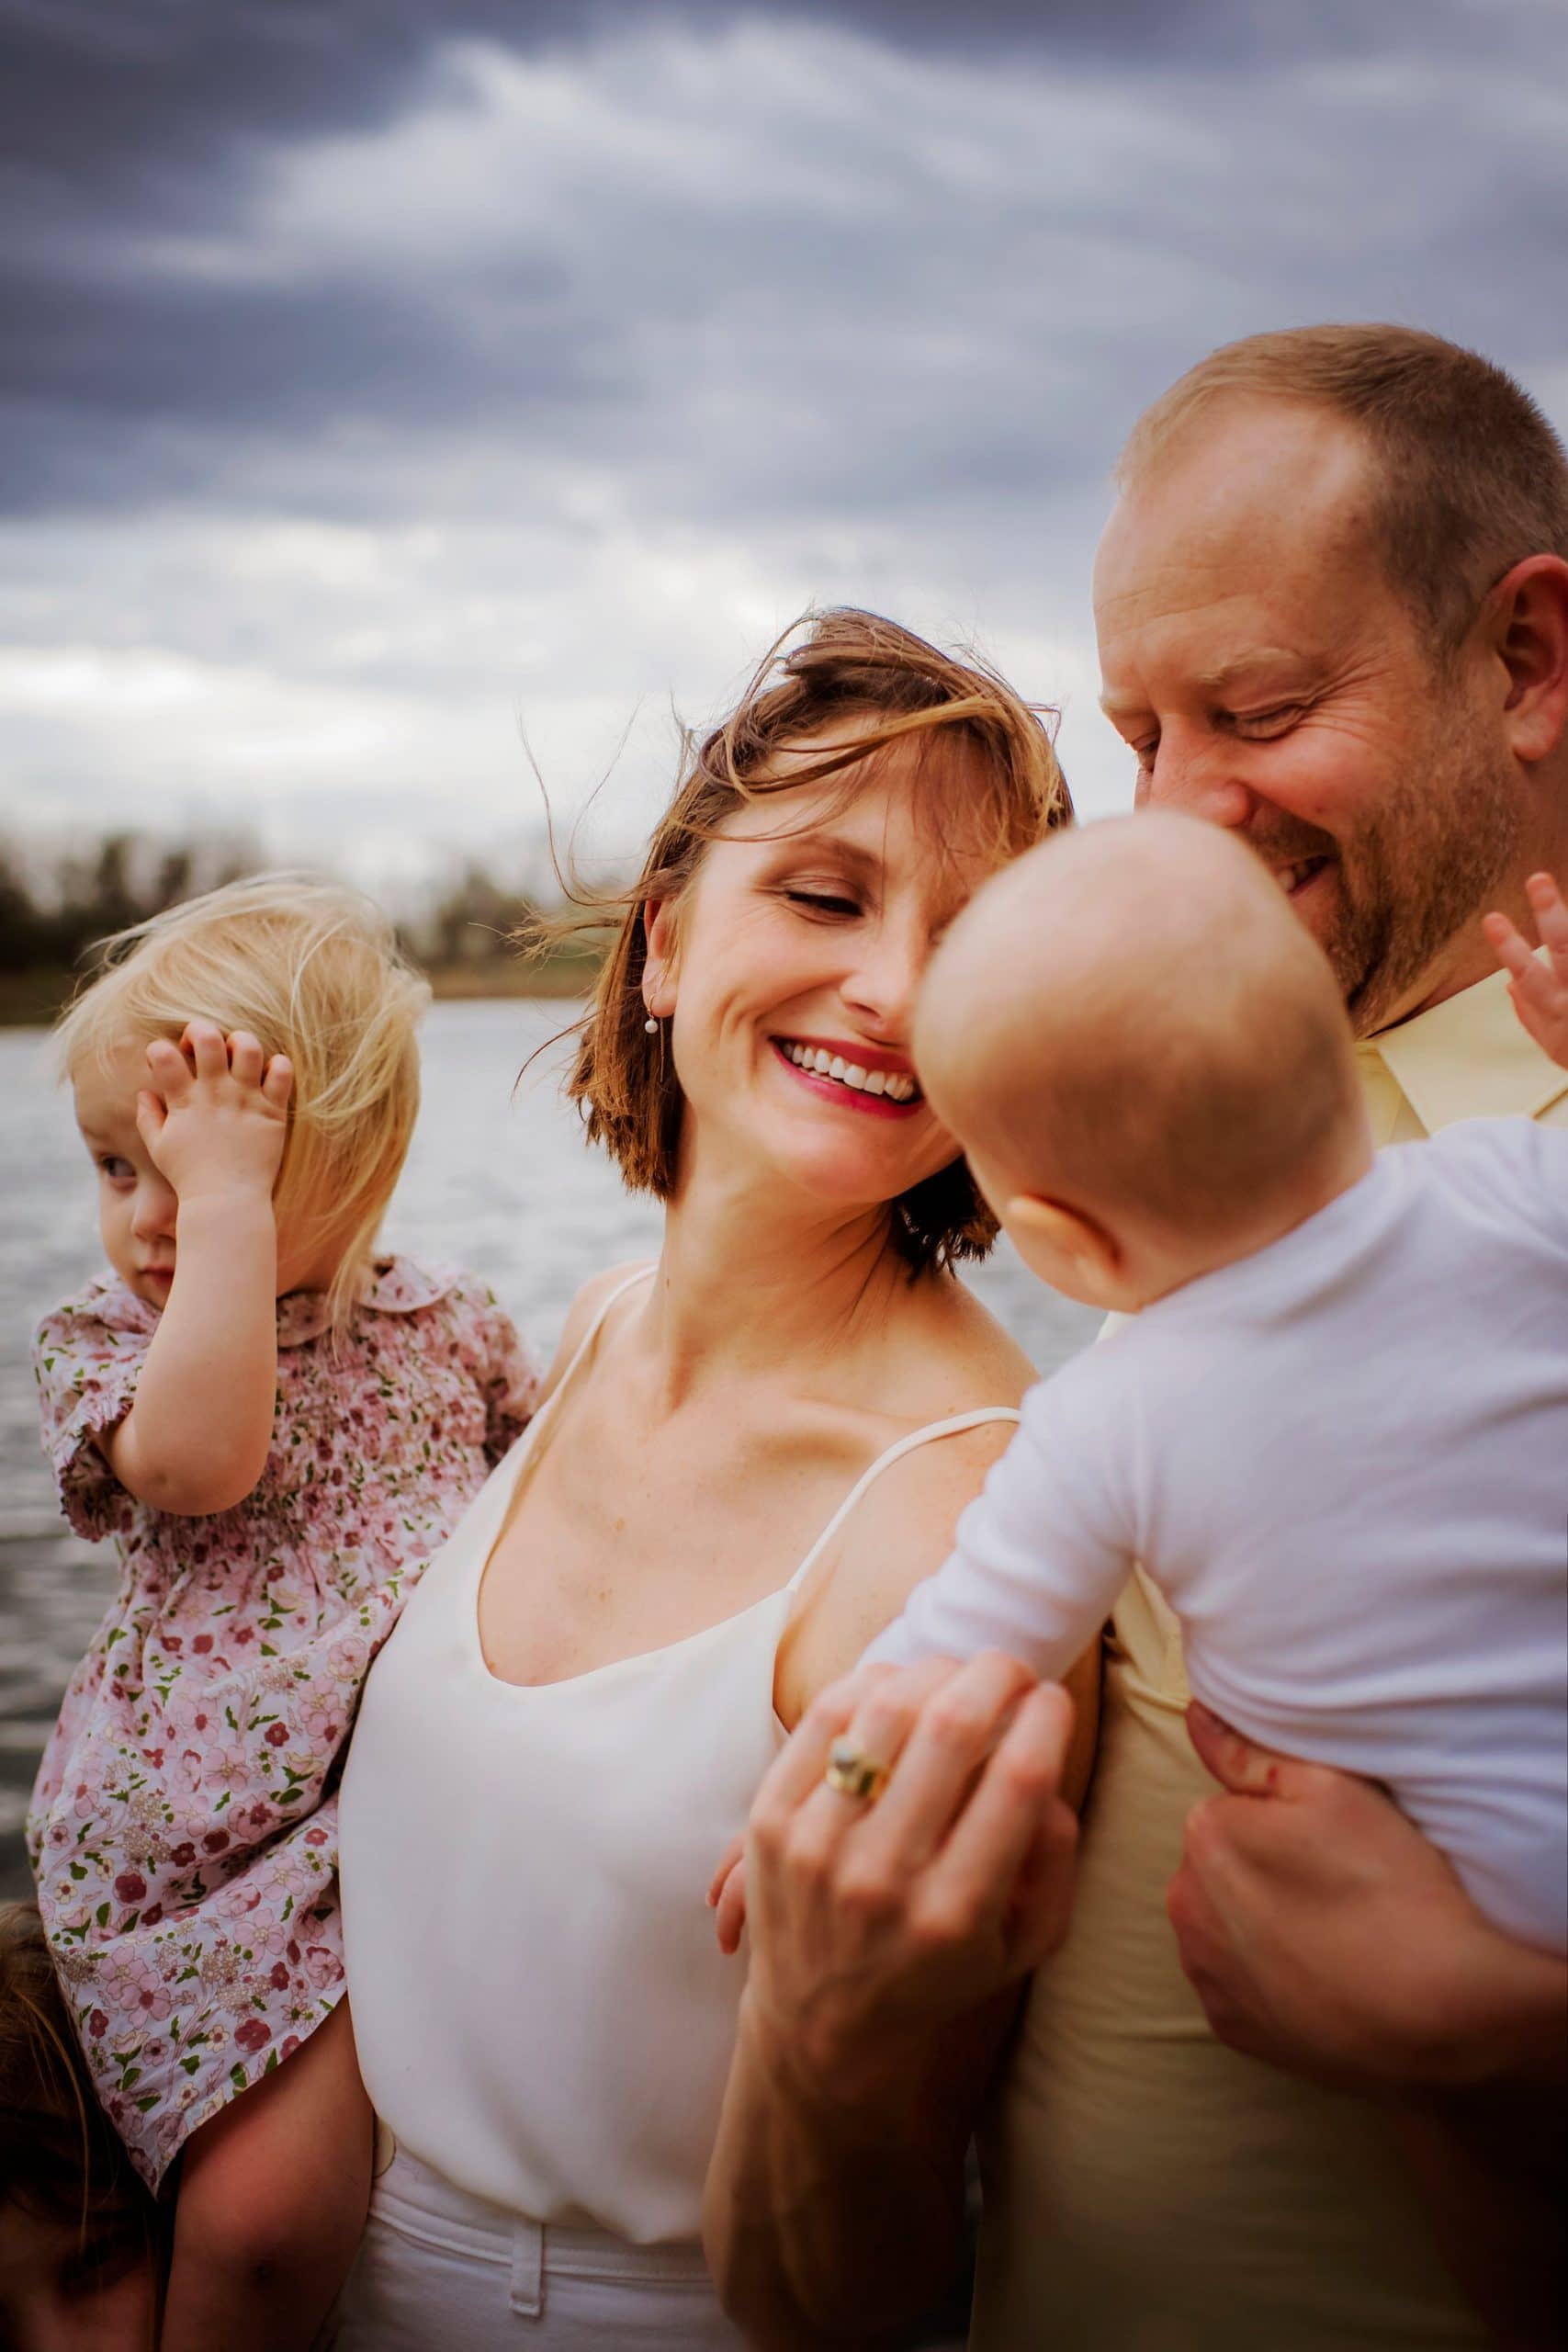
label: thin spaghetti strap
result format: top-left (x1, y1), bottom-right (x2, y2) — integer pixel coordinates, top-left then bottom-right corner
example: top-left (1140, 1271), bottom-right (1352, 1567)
top-left (784, 1407), bottom-right (1021, 1597)
top-left (539, 1263), bottom-right (655, 1427)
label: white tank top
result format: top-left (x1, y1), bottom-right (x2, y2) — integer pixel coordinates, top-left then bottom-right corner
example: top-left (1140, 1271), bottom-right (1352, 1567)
top-left (338, 1267), bottom-right (1019, 2245)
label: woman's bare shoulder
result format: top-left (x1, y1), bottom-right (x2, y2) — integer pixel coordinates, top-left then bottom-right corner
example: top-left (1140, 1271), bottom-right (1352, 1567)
top-left (536, 1260), bottom-right (655, 1403)
top-left (905, 1273), bottom-right (1038, 1410)
top-left (776, 1302), bottom-right (1036, 1724)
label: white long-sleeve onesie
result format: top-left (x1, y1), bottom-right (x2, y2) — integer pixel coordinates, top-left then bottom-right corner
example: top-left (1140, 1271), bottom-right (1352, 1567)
top-left (865, 1119), bottom-right (1568, 1951)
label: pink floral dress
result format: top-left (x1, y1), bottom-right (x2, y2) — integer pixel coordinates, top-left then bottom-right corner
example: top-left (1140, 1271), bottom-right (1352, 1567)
top-left (27, 1256), bottom-right (536, 2189)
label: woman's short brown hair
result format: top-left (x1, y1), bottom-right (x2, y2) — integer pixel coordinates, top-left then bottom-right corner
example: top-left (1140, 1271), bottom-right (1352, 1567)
top-left (544, 608), bottom-right (1072, 1272)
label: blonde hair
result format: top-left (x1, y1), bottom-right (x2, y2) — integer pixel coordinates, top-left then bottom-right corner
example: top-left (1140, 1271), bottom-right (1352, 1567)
top-left (56, 875), bottom-right (430, 1329)
top-left (539, 608), bottom-right (1072, 1272)
top-left (1118, 323), bottom-right (1568, 650)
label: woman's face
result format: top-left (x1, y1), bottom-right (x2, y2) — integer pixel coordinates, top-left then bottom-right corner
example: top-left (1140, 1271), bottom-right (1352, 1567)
top-left (649, 730), bottom-right (998, 1223)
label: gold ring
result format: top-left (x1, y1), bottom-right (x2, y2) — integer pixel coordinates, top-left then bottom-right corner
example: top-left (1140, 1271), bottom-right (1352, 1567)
top-left (824, 1737), bottom-right (888, 1804)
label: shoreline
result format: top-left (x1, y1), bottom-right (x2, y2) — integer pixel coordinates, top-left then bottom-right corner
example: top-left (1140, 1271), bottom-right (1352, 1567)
top-left (0, 959), bottom-right (602, 1028)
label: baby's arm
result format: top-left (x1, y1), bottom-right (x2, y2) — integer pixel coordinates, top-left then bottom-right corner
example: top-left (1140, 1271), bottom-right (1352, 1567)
top-left (1483, 871), bottom-right (1568, 1069)
top-left (861, 1369), bottom-right (1133, 1679)
top-left (161, 1996), bottom-right (371, 2352)
top-left (107, 1020), bottom-right (291, 1516)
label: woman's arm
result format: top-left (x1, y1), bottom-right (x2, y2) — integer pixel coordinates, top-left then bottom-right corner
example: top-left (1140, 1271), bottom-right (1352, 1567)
top-left (705, 1654), bottom-right (1083, 2347)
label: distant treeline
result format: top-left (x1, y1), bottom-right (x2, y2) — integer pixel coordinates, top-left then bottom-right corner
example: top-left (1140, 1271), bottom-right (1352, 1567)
top-left (0, 834), bottom-right (608, 1024)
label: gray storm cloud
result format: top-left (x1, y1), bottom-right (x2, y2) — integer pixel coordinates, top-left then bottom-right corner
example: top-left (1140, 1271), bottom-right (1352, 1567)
top-left (0, 0), bottom-right (1563, 873)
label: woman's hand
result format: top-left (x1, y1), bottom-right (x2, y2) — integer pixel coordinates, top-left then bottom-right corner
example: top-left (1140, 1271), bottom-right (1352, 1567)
top-left (704, 1650), bottom-right (1077, 2346)
top-left (741, 1651), bottom-right (1077, 2095)
top-left (1168, 1702), bottom-right (1568, 2092)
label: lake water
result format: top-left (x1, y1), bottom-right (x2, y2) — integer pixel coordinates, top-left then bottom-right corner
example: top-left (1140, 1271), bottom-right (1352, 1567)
top-left (0, 1000), bottom-right (1098, 1898)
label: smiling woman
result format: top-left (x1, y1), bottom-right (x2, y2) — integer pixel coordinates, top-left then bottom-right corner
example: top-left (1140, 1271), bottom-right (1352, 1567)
top-left (330, 607), bottom-right (1083, 2348)
top-left (546, 607), bottom-right (1069, 1263)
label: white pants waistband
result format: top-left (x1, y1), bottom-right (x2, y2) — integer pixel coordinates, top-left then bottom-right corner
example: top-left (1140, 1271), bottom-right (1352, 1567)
top-left (371, 2143), bottom-right (712, 2314)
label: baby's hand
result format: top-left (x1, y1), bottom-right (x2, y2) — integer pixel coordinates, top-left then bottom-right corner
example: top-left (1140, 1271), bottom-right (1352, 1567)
top-left (1483, 873), bottom-right (1568, 1071)
top-left (705, 1833), bottom-right (750, 1957)
top-left (137, 1021), bottom-right (294, 1207)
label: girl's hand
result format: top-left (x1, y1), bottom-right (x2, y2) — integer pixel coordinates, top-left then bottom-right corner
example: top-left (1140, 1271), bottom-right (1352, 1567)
top-left (1483, 873), bottom-right (1568, 1071)
top-left (136, 1021), bottom-right (293, 1208)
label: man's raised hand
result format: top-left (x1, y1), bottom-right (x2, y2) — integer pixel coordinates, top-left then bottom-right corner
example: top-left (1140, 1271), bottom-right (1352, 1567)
top-left (1483, 871), bottom-right (1568, 1070)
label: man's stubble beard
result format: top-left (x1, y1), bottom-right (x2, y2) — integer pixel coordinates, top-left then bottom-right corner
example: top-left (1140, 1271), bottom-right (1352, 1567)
top-left (1329, 696), bottom-right (1522, 1039)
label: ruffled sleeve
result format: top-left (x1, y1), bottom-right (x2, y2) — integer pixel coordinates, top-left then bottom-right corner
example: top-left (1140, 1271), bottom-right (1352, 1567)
top-left (32, 1283), bottom-right (155, 1541)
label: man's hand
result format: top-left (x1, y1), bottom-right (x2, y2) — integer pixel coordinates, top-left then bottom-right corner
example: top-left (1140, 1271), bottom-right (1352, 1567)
top-left (138, 1020), bottom-right (293, 1208)
top-left (1168, 1702), bottom-right (1568, 2092)
top-left (1483, 871), bottom-right (1568, 1070)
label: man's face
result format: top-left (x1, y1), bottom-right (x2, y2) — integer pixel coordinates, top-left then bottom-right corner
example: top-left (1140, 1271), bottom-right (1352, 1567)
top-left (1093, 400), bottom-right (1523, 1035)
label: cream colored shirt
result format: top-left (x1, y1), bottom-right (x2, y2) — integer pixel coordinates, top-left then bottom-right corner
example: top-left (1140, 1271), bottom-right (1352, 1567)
top-left (971, 965), bottom-right (1566, 2352)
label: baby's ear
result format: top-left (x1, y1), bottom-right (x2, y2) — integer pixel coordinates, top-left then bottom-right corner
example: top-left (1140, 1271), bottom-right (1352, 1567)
top-left (1003, 1193), bottom-right (1122, 1294)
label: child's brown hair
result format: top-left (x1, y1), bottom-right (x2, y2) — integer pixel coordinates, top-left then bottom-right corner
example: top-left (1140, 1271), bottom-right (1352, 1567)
top-left (0, 1901), bottom-right (163, 2334)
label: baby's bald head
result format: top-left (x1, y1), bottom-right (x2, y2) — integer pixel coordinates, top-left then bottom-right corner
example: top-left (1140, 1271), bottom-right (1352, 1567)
top-left (917, 813), bottom-right (1363, 1265)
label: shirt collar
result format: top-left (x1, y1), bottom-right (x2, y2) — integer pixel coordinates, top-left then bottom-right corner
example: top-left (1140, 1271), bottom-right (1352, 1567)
top-left (1357, 960), bottom-right (1568, 1137)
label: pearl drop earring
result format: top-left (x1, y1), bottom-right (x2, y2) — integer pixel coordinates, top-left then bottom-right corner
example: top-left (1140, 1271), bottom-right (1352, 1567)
top-left (644, 1014), bottom-right (658, 1035)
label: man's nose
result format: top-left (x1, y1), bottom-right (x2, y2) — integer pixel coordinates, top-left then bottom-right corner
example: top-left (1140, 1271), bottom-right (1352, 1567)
top-left (130, 1172), bottom-right (178, 1243)
top-left (1139, 735), bottom-right (1255, 831)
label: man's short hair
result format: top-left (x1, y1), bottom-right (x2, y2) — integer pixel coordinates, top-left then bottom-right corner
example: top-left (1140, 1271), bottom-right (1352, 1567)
top-left (1119, 324), bottom-right (1568, 652)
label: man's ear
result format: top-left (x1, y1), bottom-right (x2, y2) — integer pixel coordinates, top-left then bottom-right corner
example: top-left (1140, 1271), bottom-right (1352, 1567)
top-left (1004, 1193), bottom-right (1123, 1287)
top-left (643, 897), bottom-right (679, 1017)
top-left (1487, 555), bottom-right (1568, 765)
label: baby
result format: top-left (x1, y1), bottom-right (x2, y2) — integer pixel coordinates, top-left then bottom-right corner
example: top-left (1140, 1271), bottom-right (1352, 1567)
top-left (862, 813), bottom-right (1568, 1951)
top-left (26, 877), bottom-right (536, 2350)
top-left (713, 816), bottom-right (1567, 1961)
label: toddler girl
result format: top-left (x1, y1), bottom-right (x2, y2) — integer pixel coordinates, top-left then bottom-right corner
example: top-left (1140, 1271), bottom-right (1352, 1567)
top-left (26, 876), bottom-right (536, 2350)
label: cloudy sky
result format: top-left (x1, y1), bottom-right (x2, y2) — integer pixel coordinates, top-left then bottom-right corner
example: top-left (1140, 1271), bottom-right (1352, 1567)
top-left (3, 0), bottom-right (1564, 901)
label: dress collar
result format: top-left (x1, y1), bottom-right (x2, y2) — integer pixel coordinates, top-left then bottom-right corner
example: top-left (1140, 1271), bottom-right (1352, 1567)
top-left (86, 1256), bottom-right (458, 1348)
top-left (1356, 961), bottom-right (1567, 1138)
top-left (275, 1256), bottom-right (459, 1347)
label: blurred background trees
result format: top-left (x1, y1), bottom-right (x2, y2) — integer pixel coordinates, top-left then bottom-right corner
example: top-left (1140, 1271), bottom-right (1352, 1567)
top-left (0, 833), bottom-right (602, 1023)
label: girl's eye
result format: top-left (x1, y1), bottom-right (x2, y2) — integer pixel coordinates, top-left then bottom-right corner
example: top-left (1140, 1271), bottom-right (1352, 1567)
top-left (784, 888), bottom-right (862, 919)
top-left (97, 1155), bottom-right (134, 1184)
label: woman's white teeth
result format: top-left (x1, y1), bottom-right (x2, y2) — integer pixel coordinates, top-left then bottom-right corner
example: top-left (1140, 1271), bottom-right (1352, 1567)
top-left (783, 1042), bottom-right (918, 1101)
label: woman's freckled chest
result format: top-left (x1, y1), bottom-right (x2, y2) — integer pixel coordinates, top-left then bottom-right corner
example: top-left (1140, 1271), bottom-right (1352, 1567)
top-left (476, 1364), bottom-right (873, 1690)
